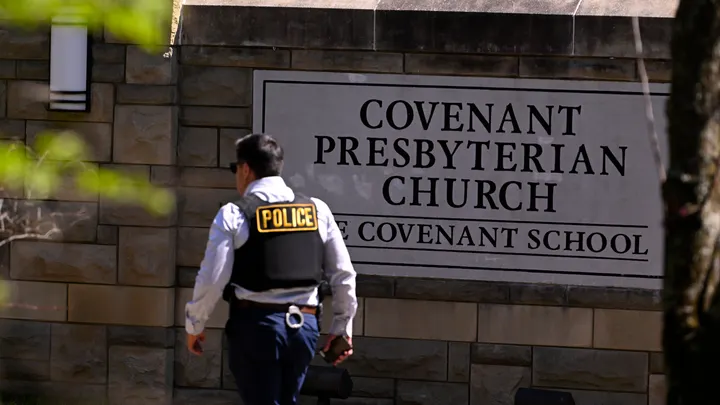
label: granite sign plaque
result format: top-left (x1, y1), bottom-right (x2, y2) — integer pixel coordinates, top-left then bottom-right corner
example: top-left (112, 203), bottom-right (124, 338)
top-left (253, 70), bottom-right (669, 289)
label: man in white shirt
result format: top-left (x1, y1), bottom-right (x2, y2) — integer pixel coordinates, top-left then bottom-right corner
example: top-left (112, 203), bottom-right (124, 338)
top-left (184, 133), bottom-right (358, 405)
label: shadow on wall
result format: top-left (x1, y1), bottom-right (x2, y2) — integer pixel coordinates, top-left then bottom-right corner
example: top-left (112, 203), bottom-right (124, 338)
top-left (0, 320), bottom-right (54, 404)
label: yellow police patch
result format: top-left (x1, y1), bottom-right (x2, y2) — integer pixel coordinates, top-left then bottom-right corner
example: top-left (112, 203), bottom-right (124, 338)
top-left (255, 203), bottom-right (318, 233)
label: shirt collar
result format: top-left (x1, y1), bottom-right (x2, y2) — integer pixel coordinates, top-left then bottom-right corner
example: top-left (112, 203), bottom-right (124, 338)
top-left (244, 176), bottom-right (288, 196)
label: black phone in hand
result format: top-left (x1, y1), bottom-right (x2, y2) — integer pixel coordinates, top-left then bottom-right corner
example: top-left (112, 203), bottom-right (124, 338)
top-left (319, 336), bottom-right (352, 364)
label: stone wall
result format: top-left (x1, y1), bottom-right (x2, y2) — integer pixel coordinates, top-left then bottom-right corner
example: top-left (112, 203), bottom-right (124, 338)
top-left (0, 1), bottom-right (674, 404)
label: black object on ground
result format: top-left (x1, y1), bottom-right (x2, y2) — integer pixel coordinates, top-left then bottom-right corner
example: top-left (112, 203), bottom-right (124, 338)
top-left (300, 365), bottom-right (353, 405)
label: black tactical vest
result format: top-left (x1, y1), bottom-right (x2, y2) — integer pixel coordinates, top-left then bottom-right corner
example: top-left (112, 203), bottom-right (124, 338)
top-left (222, 193), bottom-right (324, 300)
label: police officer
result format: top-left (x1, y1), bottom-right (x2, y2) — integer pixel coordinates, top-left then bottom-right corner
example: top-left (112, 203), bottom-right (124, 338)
top-left (184, 133), bottom-right (358, 405)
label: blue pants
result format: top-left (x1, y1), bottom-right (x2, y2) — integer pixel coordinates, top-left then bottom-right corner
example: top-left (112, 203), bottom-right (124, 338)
top-left (225, 306), bottom-right (319, 405)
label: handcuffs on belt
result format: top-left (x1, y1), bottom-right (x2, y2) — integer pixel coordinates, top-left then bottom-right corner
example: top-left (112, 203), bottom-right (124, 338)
top-left (285, 305), bottom-right (305, 329)
top-left (285, 304), bottom-right (323, 329)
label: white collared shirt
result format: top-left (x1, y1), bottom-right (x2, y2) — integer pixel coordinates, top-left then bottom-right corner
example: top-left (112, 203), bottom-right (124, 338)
top-left (185, 176), bottom-right (358, 337)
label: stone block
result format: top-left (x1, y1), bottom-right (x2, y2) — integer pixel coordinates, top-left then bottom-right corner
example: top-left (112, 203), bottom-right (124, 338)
top-left (0, 119), bottom-right (25, 139)
top-left (178, 187), bottom-right (239, 227)
top-left (109, 326), bottom-right (174, 348)
top-left (573, 16), bottom-right (671, 59)
top-left (477, 304), bottom-right (592, 347)
top-left (0, 27), bottom-right (49, 59)
top-left (508, 283), bottom-right (568, 306)
top-left (113, 105), bottom-right (177, 165)
top-left (365, 298), bottom-right (476, 341)
top-left (93, 63), bottom-right (125, 82)
top-left (593, 309), bottom-right (662, 351)
top-left (108, 346), bottom-right (173, 405)
top-left (26, 120), bottom-right (112, 162)
top-left (175, 288), bottom-right (228, 329)
top-left (357, 274), bottom-right (395, 298)
top-left (97, 224), bottom-right (118, 244)
top-left (568, 390), bottom-right (647, 405)
top-left (0, 359), bottom-right (50, 380)
top-left (118, 227), bottom-right (176, 287)
top-left (179, 167), bottom-right (235, 189)
top-left (178, 127), bottom-right (218, 167)
top-left (126, 45), bottom-right (176, 85)
top-left (16, 60), bottom-right (49, 80)
top-left (471, 343), bottom-right (531, 367)
top-left (0, 244), bottom-right (8, 279)
top-left (649, 374), bottom-right (666, 405)
top-left (0, 79), bottom-right (5, 118)
top-left (180, 66), bottom-right (251, 106)
top-left (50, 324), bottom-right (107, 383)
top-left (181, 46), bottom-right (290, 68)
top-left (519, 57), bottom-right (637, 80)
top-left (292, 50), bottom-right (403, 73)
top-left (448, 342), bottom-right (470, 383)
top-left (339, 336), bottom-right (447, 381)
top-left (150, 166), bottom-right (179, 187)
top-left (93, 43), bottom-right (125, 63)
top-left (396, 380), bottom-right (468, 405)
top-left (0, 380), bottom-right (107, 402)
top-left (351, 377), bottom-right (395, 398)
top-left (181, 5), bottom-right (375, 49)
top-left (646, 60), bottom-right (671, 83)
top-left (650, 352), bottom-right (664, 374)
top-left (0, 60), bottom-right (15, 78)
top-left (173, 388), bottom-right (238, 405)
top-left (177, 267), bottom-right (198, 288)
top-left (68, 284), bottom-right (174, 327)
top-left (567, 285), bottom-right (662, 311)
top-left (533, 347), bottom-right (648, 392)
top-left (174, 328), bottom-right (222, 387)
top-left (470, 364), bottom-right (530, 405)
top-left (0, 319), bottom-right (51, 360)
top-left (117, 84), bottom-right (177, 105)
top-left (181, 106), bottom-right (250, 127)
top-left (321, 297), bottom-right (364, 336)
top-left (576, 0), bottom-right (677, 17)
top-left (99, 199), bottom-right (177, 228)
top-left (375, 10), bottom-right (572, 54)
top-left (98, 162), bottom-right (149, 178)
top-left (7, 81), bottom-right (114, 123)
top-left (0, 281), bottom-right (67, 321)
top-left (10, 241), bottom-right (115, 284)
top-left (405, 53), bottom-right (518, 77)
top-left (177, 227), bottom-right (208, 268)
top-left (219, 128), bottom-right (249, 167)
top-left (394, 278), bottom-right (508, 303)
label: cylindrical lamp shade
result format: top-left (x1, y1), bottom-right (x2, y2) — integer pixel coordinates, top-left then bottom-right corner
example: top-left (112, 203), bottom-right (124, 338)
top-left (49, 13), bottom-right (90, 111)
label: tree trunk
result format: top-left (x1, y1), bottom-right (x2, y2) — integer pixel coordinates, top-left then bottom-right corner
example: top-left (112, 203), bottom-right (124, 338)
top-left (665, 1), bottom-right (720, 404)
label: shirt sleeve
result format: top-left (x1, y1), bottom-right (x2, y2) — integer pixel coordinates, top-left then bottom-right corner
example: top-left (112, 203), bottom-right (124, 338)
top-left (185, 203), bottom-right (241, 335)
top-left (314, 198), bottom-right (358, 338)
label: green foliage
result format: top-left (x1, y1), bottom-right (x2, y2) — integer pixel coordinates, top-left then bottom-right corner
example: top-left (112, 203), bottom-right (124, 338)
top-left (0, 0), bottom-right (175, 224)
top-left (0, 0), bottom-right (171, 48)
top-left (0, 132), bottom-right (175, 216)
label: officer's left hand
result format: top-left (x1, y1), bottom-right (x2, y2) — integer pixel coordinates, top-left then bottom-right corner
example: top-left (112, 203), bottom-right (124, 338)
top-left (187, 331), bottom-right (206, 356)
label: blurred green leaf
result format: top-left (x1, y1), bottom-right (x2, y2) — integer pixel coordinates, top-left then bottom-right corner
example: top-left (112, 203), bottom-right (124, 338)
top-left (0, 0), bottom-right (172, 48)
top-left (1, 132), bottom-right (175, 215)
top-left (34, 131), bottom-right (88, 162)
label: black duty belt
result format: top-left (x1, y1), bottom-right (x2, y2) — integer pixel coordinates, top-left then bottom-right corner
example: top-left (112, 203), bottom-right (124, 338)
top-left (234, 299), bottom-right (318, 316)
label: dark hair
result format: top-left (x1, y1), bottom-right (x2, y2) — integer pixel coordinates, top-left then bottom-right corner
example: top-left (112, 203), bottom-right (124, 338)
top-left (235, 133), bottom-right (284, 178)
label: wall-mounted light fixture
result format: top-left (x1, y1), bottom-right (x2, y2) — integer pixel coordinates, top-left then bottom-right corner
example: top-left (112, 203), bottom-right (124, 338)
top-left (48, 10), bottom-right (92, 112)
